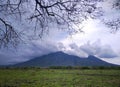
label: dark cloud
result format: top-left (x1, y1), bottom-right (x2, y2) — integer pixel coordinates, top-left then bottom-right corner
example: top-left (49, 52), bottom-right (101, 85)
top-left (80, 41), bottom-right (96, 55)
top-left (97, 46), bottom-right (118, 58)
top-left (0, 39), bottom-right (118, 65)
top-left (0, 41), bottom-right (58, 65)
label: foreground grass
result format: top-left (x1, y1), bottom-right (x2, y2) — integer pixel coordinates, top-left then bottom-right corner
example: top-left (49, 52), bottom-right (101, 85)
top-left (0, 68), bottom-right (120, 87)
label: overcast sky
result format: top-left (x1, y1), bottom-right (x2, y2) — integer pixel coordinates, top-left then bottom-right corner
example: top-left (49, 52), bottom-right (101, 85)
top-left (0, 0), bottom-right (120, 65)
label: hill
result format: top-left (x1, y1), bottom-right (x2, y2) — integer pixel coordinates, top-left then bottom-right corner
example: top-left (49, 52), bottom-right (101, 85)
top-left (14, 51), bottom-right (118, 67)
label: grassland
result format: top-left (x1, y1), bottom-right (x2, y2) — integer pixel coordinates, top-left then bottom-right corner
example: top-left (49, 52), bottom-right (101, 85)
top-left (0, 68), bottom-right (120, 87)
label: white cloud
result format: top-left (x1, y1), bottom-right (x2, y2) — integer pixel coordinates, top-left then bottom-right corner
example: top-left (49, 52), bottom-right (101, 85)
top-left (80, 40), bottom-right (118, 58)
top-left (59, 39), bottom-right (118, 59)
top-left (68, 43), bottom-right (88, 57)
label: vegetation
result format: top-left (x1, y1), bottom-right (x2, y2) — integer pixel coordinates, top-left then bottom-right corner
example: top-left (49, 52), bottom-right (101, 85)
top-left (0, 67), bottom-right (120, 87)
top-left (49, 66), bottom-right (120, 70)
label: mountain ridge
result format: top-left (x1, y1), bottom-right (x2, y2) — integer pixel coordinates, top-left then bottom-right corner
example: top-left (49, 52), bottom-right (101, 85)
top-left (13, 51), bottom-right (119, 67)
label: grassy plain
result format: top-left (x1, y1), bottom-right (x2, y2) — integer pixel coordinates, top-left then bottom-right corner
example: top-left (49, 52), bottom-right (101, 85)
top-left (0, 68), bottom-right (120, 87)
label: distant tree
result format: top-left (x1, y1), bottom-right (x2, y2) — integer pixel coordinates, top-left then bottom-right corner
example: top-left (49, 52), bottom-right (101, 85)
top-left (0, 0), bottom-right (119, 47)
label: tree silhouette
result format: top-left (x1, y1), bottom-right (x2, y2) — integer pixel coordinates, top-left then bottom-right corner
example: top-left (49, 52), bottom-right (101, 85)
top-left (0, 0), bottom-right (119, 47)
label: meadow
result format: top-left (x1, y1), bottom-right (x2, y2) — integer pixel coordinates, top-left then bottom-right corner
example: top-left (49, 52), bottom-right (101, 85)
top-left (0, 68), bottom-right (120, 87)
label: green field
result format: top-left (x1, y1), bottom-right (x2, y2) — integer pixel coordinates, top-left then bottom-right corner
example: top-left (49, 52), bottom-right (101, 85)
top-left (0, 68), bottom-right (120, 87)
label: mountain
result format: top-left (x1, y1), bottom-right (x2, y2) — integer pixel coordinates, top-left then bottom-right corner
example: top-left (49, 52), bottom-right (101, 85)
top-left (14, 51), bottom-right (118, 67)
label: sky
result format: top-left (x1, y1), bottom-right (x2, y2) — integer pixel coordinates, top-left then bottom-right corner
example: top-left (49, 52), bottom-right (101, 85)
top-left (0, 0), bottom-right (120, 65)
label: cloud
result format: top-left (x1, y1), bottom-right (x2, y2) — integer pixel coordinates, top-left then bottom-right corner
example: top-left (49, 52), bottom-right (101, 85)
top-left (0, 39), bottom-right (119, 65)
top-left (68, 43), bottom-right (88, 57)
top-left (56, 40), bottom-right (118, 59)
top-left (57, 42), bottom-right (66, 51)
top-left (60, 39), bottom-right (118, 59)
top-left (80, 41), bottom-right (96, 55)
top-left (97, 45), bottom-right (118, 58)
top-left (0, 0), bottom-right (120, 65)
top-left (69, 43), bottom-right (80, 51)
top-left (0, 40), bottom-right (58, 65)
top-left (80, 40), bottom-right (118, 58)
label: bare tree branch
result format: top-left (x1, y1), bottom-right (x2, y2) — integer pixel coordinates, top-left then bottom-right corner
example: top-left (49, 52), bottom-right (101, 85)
top-left (104, 18), bottom-right (120, 32)
top-left (1, 0), bottom-right (118, 48)
top-left (0, 18), bottom-right (20, 48)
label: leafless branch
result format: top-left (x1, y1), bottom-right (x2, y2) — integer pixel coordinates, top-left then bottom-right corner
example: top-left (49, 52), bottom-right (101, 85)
top-left (104, 18), bottom-right (120, 32)
top-left (0, 0), bottom-right (107, 47)
top-left (0, 18), bottom-right (20, 48)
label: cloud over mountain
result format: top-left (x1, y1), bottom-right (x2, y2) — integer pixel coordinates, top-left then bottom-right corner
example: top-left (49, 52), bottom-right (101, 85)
top-left (79, 40), bottom-right (118, 58)
top-left (0, 40), bottom-right (58, 65)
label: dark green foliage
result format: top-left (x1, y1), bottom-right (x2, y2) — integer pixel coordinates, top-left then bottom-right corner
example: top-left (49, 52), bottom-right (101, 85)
top-left (49, 66), bottom-right (120, 70)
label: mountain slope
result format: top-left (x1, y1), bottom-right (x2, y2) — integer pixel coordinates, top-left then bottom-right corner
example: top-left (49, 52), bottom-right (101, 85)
top-left (14, 51), bottom-right (118, 67)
